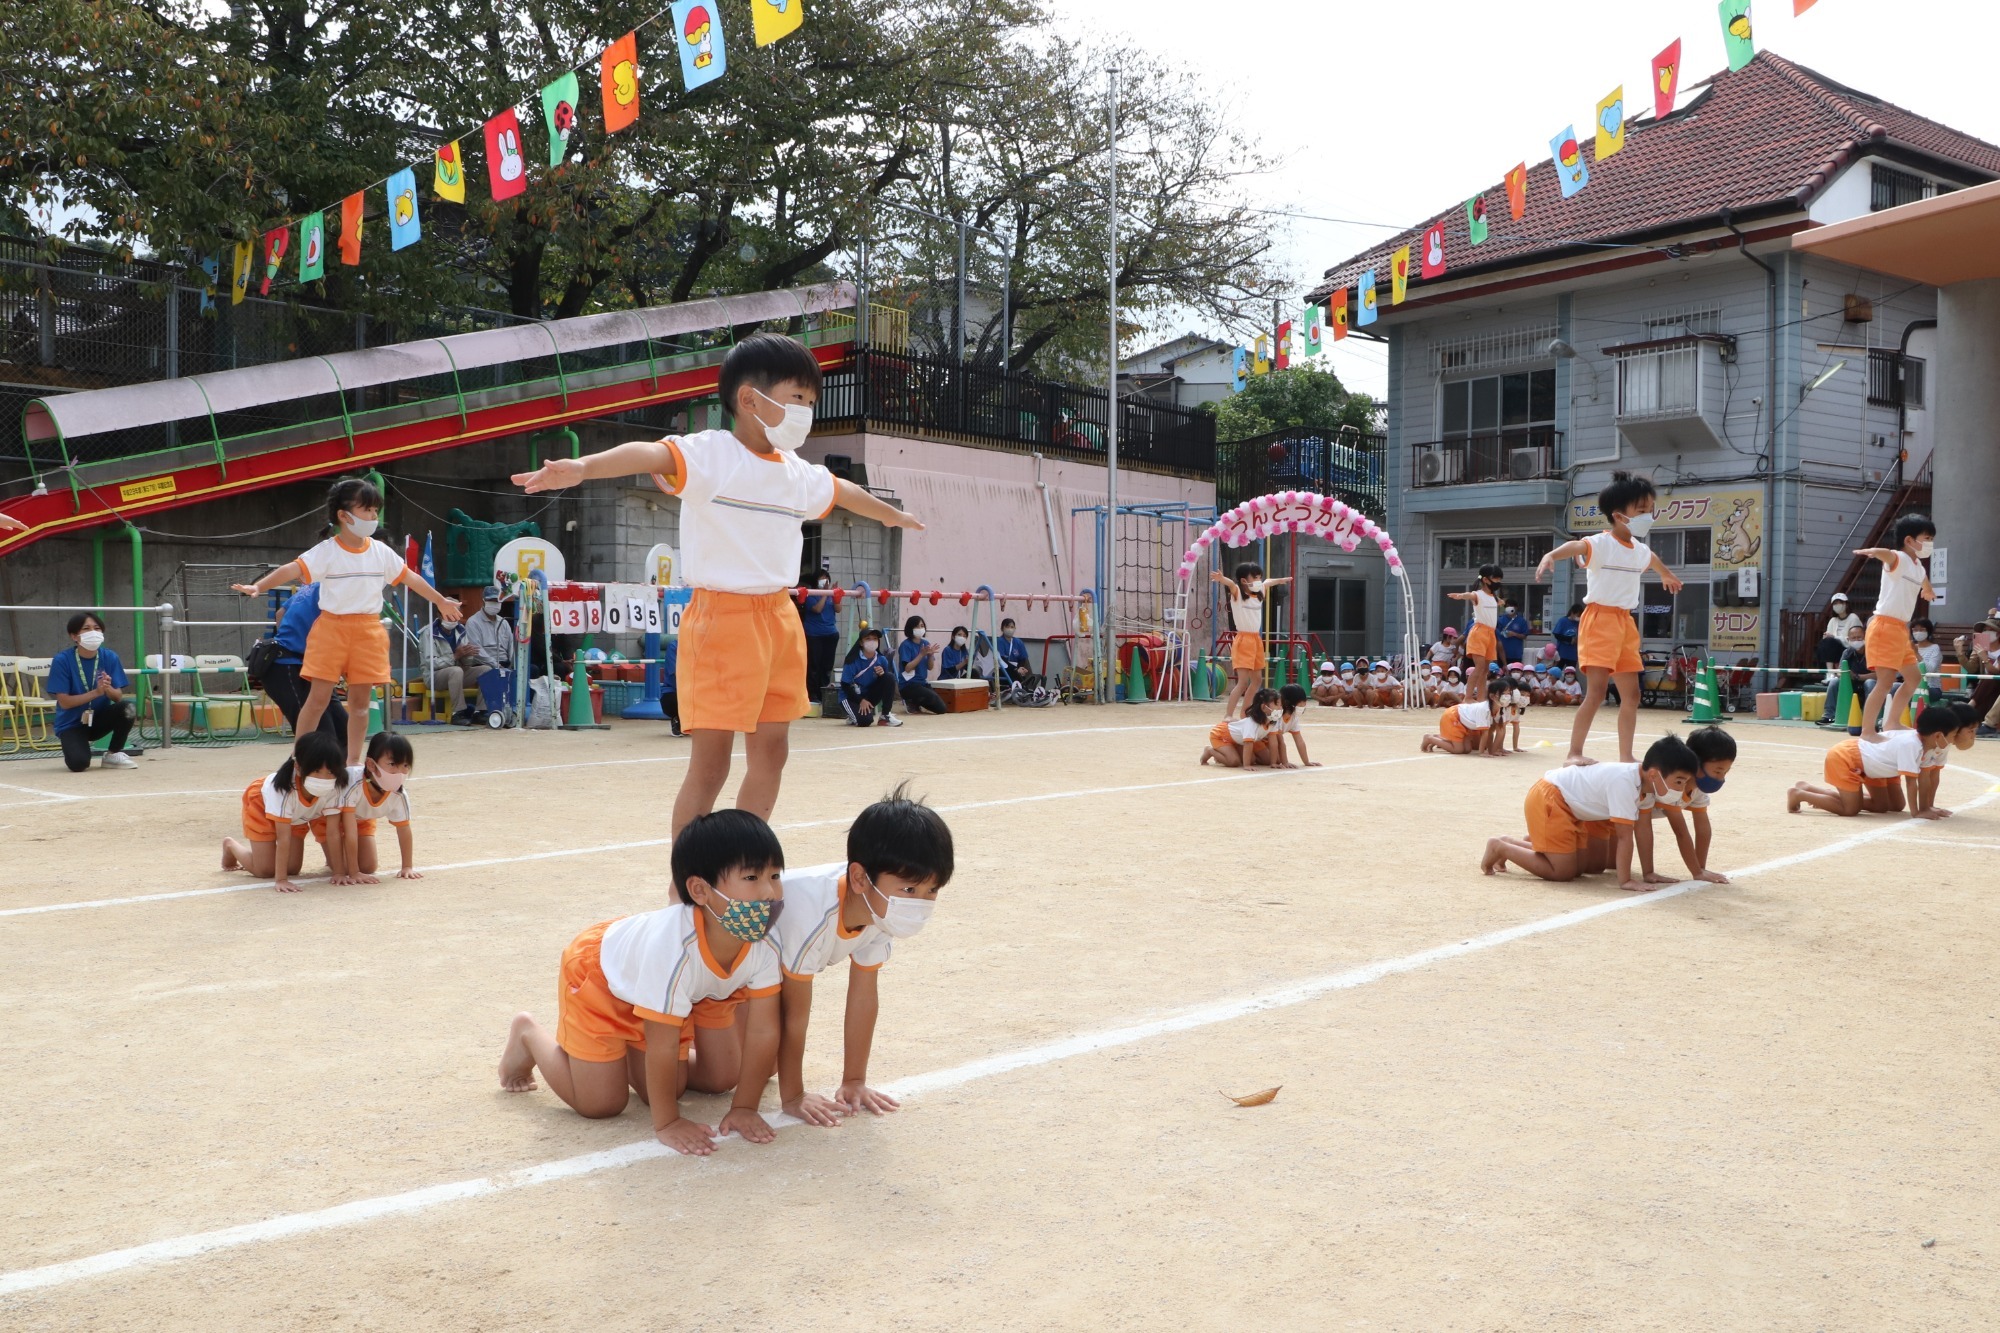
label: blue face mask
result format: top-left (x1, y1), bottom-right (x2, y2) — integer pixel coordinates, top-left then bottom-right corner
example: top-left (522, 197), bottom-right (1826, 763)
top-left (1695, 774), bottom-right (1726, 794)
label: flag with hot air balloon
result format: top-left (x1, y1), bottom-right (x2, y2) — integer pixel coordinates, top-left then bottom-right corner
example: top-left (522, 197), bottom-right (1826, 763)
top-left (1465, 195), bottom-right (1489, 245)
top-left (339, 193), bottom-right (364, 265)
top-left (1653, 39), bottom-right (1682, 120)
top-left (1357, 270), bottom-right (1378, 326)
top-left (1419, 223), bottom-right (1446, 279)
top-left (1719, 0), bottom-right (1755, 71)
top-left (1551, 126), bottom-right (1589, 198)
top-left (601, 31), bottom-right (641, 133)
top-left (485, 109), bottom-right (529, 201)
top-left (1390, 245), bottom-right (1411, 304)
top-left (751, 0), bottom-right (805, 46)
top-left (387, 168), bottom-right (421, 251)
top-left (259, 225), bottom-right (289, 295)
top-left (672, 0), bottom-right (728, 91)
top-left (434, 141), bottom-right (467, 202)
top-left (1505, 162), bottom-right (1528, 220)
top-left (542, 72), bottom-right (580, 166)
top-left (1330, 288), bottom-right (1349, 340)
top-left (298, 211), bottom-right (326, 282)
top-left (1595, 87), bottom-right (1626, 161)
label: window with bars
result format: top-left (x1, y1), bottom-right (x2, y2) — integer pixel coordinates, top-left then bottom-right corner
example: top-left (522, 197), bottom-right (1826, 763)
top-left (1867, 350), bottom-right (1926, 408)
top-left (1871, 164), bottom-right (1929, 212)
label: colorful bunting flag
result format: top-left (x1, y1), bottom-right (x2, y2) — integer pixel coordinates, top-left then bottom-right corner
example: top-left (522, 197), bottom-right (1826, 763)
top-left (601, 31), bottom-right (641, 133)
top-left (1719, 0), bottom-right (1755, 72)
top-left (751, 0), bottom-right (805, 46)
top-left (1465, 195), bottom-right (1490, 245)
top-left (259, 226), bottom-right (289, 296)
top-left (1302, 303), bottom-right (1324, 357)
top-left (542, 72), bottom-right (580, 166)
top-left (1419, 223), bottom-right (1446, 279)
top-left (298, 211), bottom-right (325, 282)
top-left (1505, 162), bottom-right (1528, 220)
top-left (672, 0), bottom-right (728, 91)
top-left (1595, 87), bottom-right (1626, 161)
top-left (231, 239), bottom-right (252, 305)
top-left (1357, 271), bottom-right (1378, 327)
top-left (199, 254), bottom-right (220, 313)
top-left (339, 192), bottom-right (364, 265)
top-left (485, 109), bottom-right (529, 201)
top-left (387, 167), bottom-right (420, 251)
top-left (1251, 333), bottom-right (1271, 375)
top-left (434, 141), bottom-right (466, 202)
top-left (1653, 40), bottom-right (1682, 121)
top-left (1274, 320), bottom-right (1292, 371)
top-left (1551, 126), bottom-right (1589, 198)
top-left (1231, 346), bottom-right (1248, 392)
top-left (1390, 246), bottom-right (1411, 304)
top-left (1794, 0), bottom-right (1819, 12)
top-left (1330, 288), bottom-right (1349, 340)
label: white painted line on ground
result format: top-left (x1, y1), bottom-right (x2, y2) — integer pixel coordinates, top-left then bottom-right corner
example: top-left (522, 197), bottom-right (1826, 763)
top-left (0, 778), bottom-right (80, 801)
top-left (1881, 834), bottom-right (2000, 850)
top-left (0, 755), bottom-right (1427, 919)
top-left (7, 779), bottom-right (1988, 1300)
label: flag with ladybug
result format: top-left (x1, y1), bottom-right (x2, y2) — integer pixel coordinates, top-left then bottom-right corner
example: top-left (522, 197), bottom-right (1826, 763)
top-left (542, 72), bottom-right (580, 166)
top-left (672, 0), bottom-right (728, 90)
top-left (1465, 195), bottom-right (1489, 246)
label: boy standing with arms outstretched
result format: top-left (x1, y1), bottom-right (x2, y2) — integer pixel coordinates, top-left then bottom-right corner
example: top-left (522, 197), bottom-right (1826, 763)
top-left (515, 334), bottom-right (924, 836)
top-left (1535, 472), bottom-right (1683, 766)
top-left (1854, 513), bottom-right (1937, 738)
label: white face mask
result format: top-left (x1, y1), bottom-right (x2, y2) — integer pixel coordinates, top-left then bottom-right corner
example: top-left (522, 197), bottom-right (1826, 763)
top-left (1913, 630), bottom-right (1929, 642)
top-left (1915, 540), bottom-right (1935, 560)
top-left (303, 776), bottom-right (338, 798)
top-left (77, 630), bottom-right (106, 651)
top-left (369, 766), bottom-right (407, 793)
top-left (1245, 580), bottom-right (1264, 594)
top-left (342, 513), bottom-right (379, 539)
top-left (953, 634), bottom-right (967, 647)
top-left (1623, 512), bottom-right (1656, 539)
top-left (912, 628), bottom-right (926, 641)
top-left (860, 872), bottom-right (935, 939)
top-left (752, 387), bottom-right (814, 452)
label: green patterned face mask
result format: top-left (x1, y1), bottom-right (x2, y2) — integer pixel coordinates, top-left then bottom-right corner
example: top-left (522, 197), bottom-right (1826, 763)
top-left (705, 886), bottom-right (779, 942)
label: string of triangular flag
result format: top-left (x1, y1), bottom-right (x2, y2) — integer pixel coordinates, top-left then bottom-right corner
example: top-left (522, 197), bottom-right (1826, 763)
top-left (210, 0), bottom-right (807, 310)
top-left (1232, 0), bottom-right (1818, 391)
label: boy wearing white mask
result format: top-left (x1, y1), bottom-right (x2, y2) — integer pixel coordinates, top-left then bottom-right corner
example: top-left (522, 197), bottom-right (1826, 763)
top-left (1535, 472), bottom-right (1683, 766)
top-left (220, 730), bottom-right (350, 892)
top-left (47, 611), bottom-right (138, 771)
top-left (512, 334), bottom-right (924, 837)
top-left (1855, 513), bottom-right (1938, 738)
top-left (234, 476), bottom-right (464, 766)
top-left (768, 787), bottom-right (955, 1127)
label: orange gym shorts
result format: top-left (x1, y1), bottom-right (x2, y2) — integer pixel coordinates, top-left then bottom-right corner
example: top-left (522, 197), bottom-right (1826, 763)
top-left (1823, 738), bottom-right (1896, 793)
top-left (1230, 632), bottom-right (1267, 673)
top-left (676, 589), bottom-right (809, 733)
top-left (308, 814), bottom-right (378, 843)
top-left (239, 781), bottom-right (287, 842)
top-left (556, 920), bottom-right (706, 1063)
top-left (1523, 778), bottom-right (1614, 854)
top-left (1577, 604), bottom-right (1643, 675)
top-left (301, 612), bottom-right (392, 685)
top-left (1464, 623), bottom-right (1498, 661)
top-left (1865, 614), bottom-right (1919, 671)
top-left (1440, 708), bottom-right (1486, 745)
top-left (1207, 720), bottom-right (1240, 750)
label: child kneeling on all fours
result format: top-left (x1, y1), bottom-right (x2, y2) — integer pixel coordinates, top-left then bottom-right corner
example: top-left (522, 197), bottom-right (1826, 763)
top-left (1635, 725), bottom-right (1734, 886)
top-left (1482, 734), bottom-right (1702, 892)
top-left (1423, 697), bottom-right (1497, 755)
top-left (1788, 703), bottom-right (1966, 820)
top-left (326, 732), bottom-right (421, 885)
top-left (770, 787), bottom-right (955, 1126)
top-left (221, 730), bottom-right (349, 893)
top-left (1201, 687), bottom-right (1280, 767)
top-left (499, 809), bottom-right (788, 1156)
top-left (1249, 685), bottom-right (1322, 769)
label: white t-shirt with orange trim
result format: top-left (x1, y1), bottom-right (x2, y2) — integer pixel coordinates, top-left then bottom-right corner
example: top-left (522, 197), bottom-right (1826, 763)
top-left (1873, 550), bottom-right (1927, 623)
top-left (1225, 715), bottom-right (1269, 743)
top-left (1454, 699), bottom-right (1492, 731)
top-left (651, 429), bottom-right (837, 595)
top-left (258, 772), bottom-right (344, 826)
top-left (339, 764), bottom-right (412, 826)
top-left (769, 862), bottom-right (894, 981)
top-left (1581, 531), bottom-right (1651, 611)
top-left (597, 902), bottom-right (783, 1024)
top-left (297, 535), bottom-right (408, 615)
top-left (1546, 762), bottom-right (1644, 825)
top-left (1857, 729), bottom-right (1928, 780)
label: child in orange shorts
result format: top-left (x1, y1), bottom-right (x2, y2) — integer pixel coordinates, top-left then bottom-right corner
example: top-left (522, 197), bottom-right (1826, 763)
top-left (1853, 513), bottom-right (1937, 739)
top-left (1535, 472), bottom-right (1683, 765)
top-left (1788, 707), bottom-right (1954, 819)
top-left (326, 731), bottom-right (419, 885)
top-left (235, 477), bottom-right (463, 765)
top-left (498, 810), bottom-right (787, 1156)
top-left (1482, 734), bottom-right (1700, 890)
top-left (1422, 697), bottom-right (1496, 755)
top-left (1212, 563), bottom-right (1290, 719)
top-left (513, 335), bottom-right (924, 838)
top-left (220, 730), bottom-right (349, 893)
top-left (1445, 564), bottom-right (1504, 701)
top-left (1200, 687), bottom-right (1279, 767)
top-left (1253, 685), bottom-right (1323, 768)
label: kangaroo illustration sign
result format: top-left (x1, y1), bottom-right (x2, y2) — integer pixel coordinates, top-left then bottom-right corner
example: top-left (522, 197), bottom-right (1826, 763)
top-left (1568, 487), bottom-right (1764, 653)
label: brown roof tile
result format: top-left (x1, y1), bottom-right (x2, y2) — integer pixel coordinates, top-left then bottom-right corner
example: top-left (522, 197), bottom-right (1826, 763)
top-left (1309, 51), bottom-right (2000, 305)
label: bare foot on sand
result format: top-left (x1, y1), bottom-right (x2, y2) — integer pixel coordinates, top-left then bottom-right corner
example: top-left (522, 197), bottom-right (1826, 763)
top-left (498, 1012), bottom-right (541, 1092)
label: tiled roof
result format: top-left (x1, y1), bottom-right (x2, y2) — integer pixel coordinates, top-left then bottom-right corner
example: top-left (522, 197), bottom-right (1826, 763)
top-left (1310, 52), bottom-right (2000, 304)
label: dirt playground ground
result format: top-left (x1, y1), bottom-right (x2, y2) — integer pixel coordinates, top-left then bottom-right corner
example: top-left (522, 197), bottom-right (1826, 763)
top-left (1, 703), bottom-right (1997, 1330)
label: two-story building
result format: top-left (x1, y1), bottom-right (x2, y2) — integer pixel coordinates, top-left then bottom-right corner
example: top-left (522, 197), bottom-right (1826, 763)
top-left (1310, 52), bottom-right (2000, 668)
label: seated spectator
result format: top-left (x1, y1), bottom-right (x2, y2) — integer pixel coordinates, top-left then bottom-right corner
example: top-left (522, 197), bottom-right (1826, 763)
top-left (1954, 621), bottom-right (2000, 737)
top-left (1820, 623), bottom-right (1872, 728)
top-left (896, 615), bottom-right (947, 715)
top-left (839, 626), bottom-right (899, 727)
top-left (1311, 660), bottom-right (1344, 707)
top-left (267, 583), bottom-right (347, 750)
top-left (1911, 617), bottom-right (1943, 701)
top-left (939, 625), bottom-right (972, 680)
top-left (46, 612), bottom-right (138, 771)
top-left (1428, 627), bottom-right (1459, 671)
top-left (996, 617), bottom-right (1047, 702)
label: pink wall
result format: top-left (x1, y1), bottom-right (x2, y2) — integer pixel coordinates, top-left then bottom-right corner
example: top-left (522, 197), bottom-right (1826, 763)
top-left (805, 432), bottom-right (1214, 638)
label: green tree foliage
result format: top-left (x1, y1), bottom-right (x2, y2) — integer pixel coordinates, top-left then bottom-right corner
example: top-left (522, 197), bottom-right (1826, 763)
top-left (1212, 364), bottom-right (1378, 443)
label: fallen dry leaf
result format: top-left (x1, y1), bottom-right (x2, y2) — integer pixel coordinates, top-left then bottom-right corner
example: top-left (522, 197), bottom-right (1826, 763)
top-left (1220, 1086), bottom-right (1281, 1108)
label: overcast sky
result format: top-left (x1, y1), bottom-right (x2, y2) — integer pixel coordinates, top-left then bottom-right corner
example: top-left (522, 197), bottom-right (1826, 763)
top-left (1054, 0), bottom-right (1998, 399)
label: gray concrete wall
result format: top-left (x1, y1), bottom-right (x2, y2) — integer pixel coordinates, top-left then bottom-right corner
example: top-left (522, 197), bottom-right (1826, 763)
top-left (1933, 277), bottom-right (2000, 619)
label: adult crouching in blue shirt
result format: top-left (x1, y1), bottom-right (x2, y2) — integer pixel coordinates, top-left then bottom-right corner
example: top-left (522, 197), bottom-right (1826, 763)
top-left (267, 583), bottom-right (348, 753)
top-left (46, 612), bottom-right (138, 771)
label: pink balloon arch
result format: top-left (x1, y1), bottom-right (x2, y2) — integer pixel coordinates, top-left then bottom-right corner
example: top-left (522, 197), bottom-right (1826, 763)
top-left (1175, 491), bottom-right (1404, 577)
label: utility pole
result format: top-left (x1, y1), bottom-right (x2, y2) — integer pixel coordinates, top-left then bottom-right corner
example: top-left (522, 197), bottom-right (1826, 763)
top-left (1102, 64), bottom-right (1120, 701)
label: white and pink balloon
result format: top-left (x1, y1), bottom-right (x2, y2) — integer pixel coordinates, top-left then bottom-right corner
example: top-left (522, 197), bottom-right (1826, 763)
top-left (1177, 492), bottom-right (1402, 579)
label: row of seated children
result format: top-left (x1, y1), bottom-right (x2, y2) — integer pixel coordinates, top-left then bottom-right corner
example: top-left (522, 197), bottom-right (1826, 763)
top-left (498, 791), bottom-right (954, 1155)
top-left (1199, 686), bottom-right (1322, 769)
top-left (1788, 701), bottom-right (1977, 819)
top-left (1418, 660), bottom-right (1584, 708)
top-left (220, 730), bottom-right (421, 892)
top-left (1310, 660), bottom-right (1402, 707)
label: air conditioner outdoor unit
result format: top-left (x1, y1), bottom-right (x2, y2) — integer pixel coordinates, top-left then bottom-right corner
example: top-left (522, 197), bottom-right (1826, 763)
top-left (1417, 452), bottom-right (1448, 484)
top-left (1506, 448), bottom-right (1542, 481)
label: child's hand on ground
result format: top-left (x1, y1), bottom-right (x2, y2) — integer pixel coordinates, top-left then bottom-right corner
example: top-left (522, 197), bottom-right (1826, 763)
top-left (1696, 869), bottom-right (1730, 883)
top-left (718, 1107), bottom-right (775, 1144)
top-left (1302, 760), bottom-right (1323, 768)
top-left (1910, 807), bottom-right (1948, 821)
top-left (835, 1081), bottom-right (900, 1115)
top-left (1932, 807), bottom-right (1953, 818)
top-left (398, 866), bottom-right (424, 880)
top-left (274, 877), bottom-right (301, 893)
top-left (655, 1117), bottom-right (718, 1156)
top-left (783, 1093), bottom-right (845, 1127)
top-left (1618, 878), bottom-right (1651, 892)
top-left (511, 458), bottom-right (586, 492)
top-left (354, 871), bottom-right (380, 885)
top-left (1643, 871), bottom-right (1677, 885)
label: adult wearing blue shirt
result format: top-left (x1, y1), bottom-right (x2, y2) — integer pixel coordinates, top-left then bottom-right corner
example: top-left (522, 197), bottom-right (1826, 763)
top-left (996, 617), bottom-right (1043, 699)
top-left (939, 625), bottom-right (971, 679)
top-left (896, 614), bottom-right (947, 714)
top-left (799, 569), bottom-right (840, 701)
top-left (46, 611), bottom-right (138, 771)
top-left (1551, 601), bottom-right (1582, 668)
top-left (267, 583), bottom-right (348, 751)
top-left (1497, 601), bottom-right (1532, 665)
top-left (839, 625), bottom-right (899, 727)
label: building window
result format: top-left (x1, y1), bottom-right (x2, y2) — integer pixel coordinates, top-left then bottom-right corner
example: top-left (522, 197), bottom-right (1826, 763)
top-left (1636, 528), bottom-right (1710, 645)
top-left (1616, 344), bottom-right (1701, 419)
top-left (1867, 350), bottom-right (1925, 408)
top-left (1870, 164), bottom-right (1929, 212)
top-left (1436, 532), bottom-right (1555, 643)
